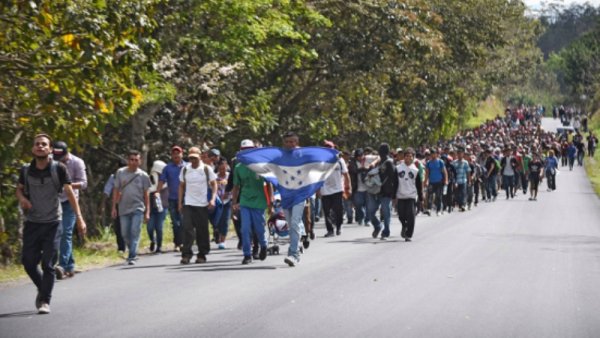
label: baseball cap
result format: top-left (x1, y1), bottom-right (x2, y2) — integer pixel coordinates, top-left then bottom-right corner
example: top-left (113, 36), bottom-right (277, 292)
top-left (171, 145), bottom-right (183, 153)
top-left (240, 139), bottom-right (255, 149)
top-left (52, 141), bottom-right (68, 161)
top-left (188, 147), bottom-right (201, 159)
top-left (323, 140), bottom-right (336, 149)
top-left (208, 148), bottom-right (221, 157)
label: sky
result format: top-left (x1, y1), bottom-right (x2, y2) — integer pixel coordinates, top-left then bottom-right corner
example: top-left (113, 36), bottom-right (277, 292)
top-left (524, 0), bottom-right (600, 9)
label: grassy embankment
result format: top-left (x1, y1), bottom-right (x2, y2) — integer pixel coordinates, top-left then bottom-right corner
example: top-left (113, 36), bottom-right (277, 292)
top-left (584, 112), bottom-right (600, 196)
top-left (1, 220), bottom-right (177, 285)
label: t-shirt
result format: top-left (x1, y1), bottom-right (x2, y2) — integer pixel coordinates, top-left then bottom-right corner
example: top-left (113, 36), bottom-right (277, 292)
top-left (396, 162), bottom-right (420, 199)
top-left (114, 167), bottom-right (151, 216)
top-left (529, 160), bottom-right (543, 177)
top-left (452, 159), bottom-right (471, 184)
top-left (19, 159), bottom-right (71, 223)
top-left (485, 157), bottom-right (498, 177)
top-left (426, 158), bottom-right (445, 184)
top-left (180, 163), bottom-right (217, 207)
top-left (233, 163), bottom-right (267, 210)
top-left (321, 159), bottom-right (348, 196)
top-left (502, 156), bottom-right (515, 176)
top-left (160, 161), bottom-right (186, 200)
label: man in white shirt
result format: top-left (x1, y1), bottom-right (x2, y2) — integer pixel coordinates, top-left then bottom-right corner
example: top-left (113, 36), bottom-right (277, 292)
top-left (395, 148), bottom-right (423, 242)
top-left (319, 141), bottom-right (351, 237)
top-left (178, 147), bottom-right (218, 264)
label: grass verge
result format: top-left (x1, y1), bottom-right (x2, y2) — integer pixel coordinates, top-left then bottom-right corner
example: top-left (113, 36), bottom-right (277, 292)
top-left (465, 95), bottom-right (505, 130)
top-left (584, 112), bottom-right (600, 197)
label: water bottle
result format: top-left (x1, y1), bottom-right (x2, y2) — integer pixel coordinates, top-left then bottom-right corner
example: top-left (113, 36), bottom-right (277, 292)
top-left (443, 184), bottom-right (448, 195)
top-left (155, 194), bottom-right (163, 212)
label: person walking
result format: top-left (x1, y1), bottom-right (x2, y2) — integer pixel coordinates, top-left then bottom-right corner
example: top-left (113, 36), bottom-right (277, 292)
top-left (527, 153), bottom-right (544, 201)
top-left (111, 150), bottom-right (151, 265)
top-left (16, 134), bottom-right (87, 314)
top-left (544, 150), bottom-right (559, 192)
top-left (452, 148), bottom-right (471, 211)
top-left (148, 160), bottom-right (168, 253)
top-left (424, 149), bottom-right (447, 215)
top-left (320, 140), bottom-right (351, 237)
top-left (178, 147), bottom-right (218, 264)
top-left (395, 148), bottom-right (422, 242)
top-left (156, 146), bottom-right (186, 252)
top-left (367, 143), bottom-right (397, 240)
top-left (51, 141), bottom-right (87, 279)
top-left (500, 147), bottom-right (518, 199)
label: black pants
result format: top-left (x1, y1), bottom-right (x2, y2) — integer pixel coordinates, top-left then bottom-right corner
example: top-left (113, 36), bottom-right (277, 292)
top-left (182, 206), bottom-right (210, 258)
top-left (428, 182), bottom-right (443, 212)
top-left (22, 221), bottom-right (62, 304)
top-left (113, 208), bottom-right (125, 251)
top-left (322, 192), bottom-right (344, 233)
top-left (397, 199), bottom-right (416, 239)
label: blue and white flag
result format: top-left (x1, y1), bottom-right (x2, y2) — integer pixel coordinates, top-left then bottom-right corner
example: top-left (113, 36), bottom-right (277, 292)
top-left (236, 147), bottom-right (339, 209)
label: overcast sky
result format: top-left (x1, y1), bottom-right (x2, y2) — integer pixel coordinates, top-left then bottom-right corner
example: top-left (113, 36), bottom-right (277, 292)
top-left (524, 0), bottom-right (600, 9)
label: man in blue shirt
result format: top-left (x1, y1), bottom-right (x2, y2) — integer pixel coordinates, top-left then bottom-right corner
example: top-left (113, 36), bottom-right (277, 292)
top-left (156, 146), bottom-right (186, 251)
top-left (452, 148), bottom-right (471, 212)
top-left (425, 149), bottom-right (448, 216)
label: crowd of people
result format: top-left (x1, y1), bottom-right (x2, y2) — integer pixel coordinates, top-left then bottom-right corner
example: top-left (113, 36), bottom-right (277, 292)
top-left (16, 105), bottom-right (598, 314)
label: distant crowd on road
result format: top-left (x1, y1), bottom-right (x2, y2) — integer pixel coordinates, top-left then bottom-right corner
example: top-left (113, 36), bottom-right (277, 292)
top-left (15, 104), bottom-right (598, 314)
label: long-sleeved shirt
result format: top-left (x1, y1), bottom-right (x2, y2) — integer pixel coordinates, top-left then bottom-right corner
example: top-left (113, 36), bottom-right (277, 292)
top-left (59, 153), bottom-right (87, 202)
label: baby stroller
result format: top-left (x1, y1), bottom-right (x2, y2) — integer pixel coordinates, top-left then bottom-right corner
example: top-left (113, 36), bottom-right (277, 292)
top-left (267, 194), bottom-right (308, 255)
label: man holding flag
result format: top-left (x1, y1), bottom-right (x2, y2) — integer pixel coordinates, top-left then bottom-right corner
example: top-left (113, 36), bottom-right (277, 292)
top-left (235, 131), bottom-right (339, 267)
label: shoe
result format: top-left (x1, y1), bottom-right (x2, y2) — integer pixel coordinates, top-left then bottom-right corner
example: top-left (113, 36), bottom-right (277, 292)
top-left (309, 232), bottom-right (315, 240)
top-left (128, 260), bottom-right (135, 265)
top-left (195, 255), bottom-right (207, 264)
top-left (315, 216), bottom-right (320, 222)
top-left (401, 228), bottom-right (406, 239)
top-left (54, 266), bottom-right (65, 280)
top-left (155, 248), bottom-right (163, 254)
top-left (149, 242), bottom-right (155, 252)
top-left (436, 211), bottom-right (440, 217)
top-left (372, 227), bottom-right (381, 239)
top-left (528, 197), bottom-right (533, 201)
top-left (174, 246), bottom-right (181, 253)
top-left (380, 236), bottom-right (388, 241)
top-left (218, 243), bottom-right (226, 250)
top-left (365, 222), bottom-right (371, 227)
top-left (35, 292), bottom-right (42, 309)
top-left (302, 239), bottom-right (310, 249)
top-left (38, 303), bottom-right (50, 314)
top-left (64, 271), bottom-right (75, 278)
top-left (324, 232), bottom-right (335, 238)
top-left (180, 257), bottom-right (191, 264)
top-left (336, 228), bottom-right (342, 236)
top-left (242, 256), bottom-right (252, 265)
top-left (284, 256), bottom-right (299, 267)
top-left (405, 238), bottom-right (412, 242)
top-left (357, 220), bottom-right (363, 226)
top-left (259, 246), bottom-right (267, 261)
top-left (237, 241), bottom-right (242, 250)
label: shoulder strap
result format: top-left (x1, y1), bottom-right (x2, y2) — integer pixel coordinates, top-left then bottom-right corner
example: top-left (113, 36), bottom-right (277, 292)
top-left (50, 161), bottom-right (61, 192)
top-left (23, 164), bottom-right (30, 197)
top-left (182, 166), bottom-right (187, 183)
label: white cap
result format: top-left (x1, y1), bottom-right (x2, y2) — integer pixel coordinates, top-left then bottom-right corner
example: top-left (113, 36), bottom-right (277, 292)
top-left (240, 139), bottom-right (255, 149)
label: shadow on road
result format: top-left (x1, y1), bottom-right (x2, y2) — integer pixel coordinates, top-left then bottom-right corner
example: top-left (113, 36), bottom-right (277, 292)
top-left (330, 238), bottom-right (404, 245)
top-left (176, 265), bottom-right (278, 272)
top-left (0, 310), bottom-right (38, 318)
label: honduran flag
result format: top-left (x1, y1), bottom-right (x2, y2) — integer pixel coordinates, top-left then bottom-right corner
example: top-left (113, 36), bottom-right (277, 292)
top-left (236, 147), bottom-right (339, 209)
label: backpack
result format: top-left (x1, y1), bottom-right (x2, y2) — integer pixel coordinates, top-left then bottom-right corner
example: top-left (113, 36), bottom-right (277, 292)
top-left (364, 158), bottom-right (393, 194)
top-left (23, 161), bottom-right (62, 197)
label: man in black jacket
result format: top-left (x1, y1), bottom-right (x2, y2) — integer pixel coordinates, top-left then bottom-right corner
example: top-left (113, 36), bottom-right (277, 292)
top-left (367, 143), bottom-right (398, 240)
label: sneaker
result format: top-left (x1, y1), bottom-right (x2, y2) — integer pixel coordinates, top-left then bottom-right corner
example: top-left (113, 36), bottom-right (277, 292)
top-left (528, 197), bottom-right (533, 201)
top-left (38, 303), bottom-right (50, 314)
top-left (195, 255), bottom-right (207, 264)
top-left (218, 243), bottom-right (226, 250)
top-left (401, 228), bottom-right (407, 239)
top-left (372, 227), bottom-right (381, 239)
top-left (284, 256), bottom-right (299, 267)
top-left (155, 248), bottom-right (163, 254)
top-left (405, 238), bottom-right (412, 242)
top-left (365, 222), bottom-right (371, 228)
top-left (259, 246), bottom-right (267, 261)
top-left (242, 256), bottom-right (252, 265)
top-left (309, 232), bottom-right (315, 240)
top-left (128, 260), bottom-right (135, 266)
top-left (380, 236), bottom-right (388, 241)
top-left (149, 242), bottom-right (155, 252)
top-left (324, 231), bottom-right (335, 238)
top-left (336, 228), bottom-right (342, 236)
top-left (54, 266), bottom-right (65, 280)
top-left (180, 257), bottom-right (191, 265)
top-left (252, 246), bottom-right (259, 260)
top-left (64, 271), bottom-right (75, 278)
top-left (35, 292), bottom-right (42, 309)
top-left (357, 220), bottom-right (363, 226)
top-left (174, 246), bottom-right (181, 253)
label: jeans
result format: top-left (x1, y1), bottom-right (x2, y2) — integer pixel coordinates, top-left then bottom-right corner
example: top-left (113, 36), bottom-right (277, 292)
top-left (182, 205), bottom-right (210, 258)
top-left (568, 157), bottom-right (575, 170)
top-left (147, 207), bottom-right (167, 250)
top-left (577, 151), bottom-right (584, 166)
top-left (168, 199), bottom-right (183, 247)
top-left (322, 192), bottom-right (344, 233)
top-left (59, 201), bottom-right (76, 272)
top-left (546, 170), bottom-right (556, 190)
top-left (428, 182), bottom-right (443, 212)
top-left (22, 221), bottom-right (62, 304)
top-left (216, 201), bottom-right (232, 238)
top-left (352, 191), bottom-right (367, 224)
top-left (120, 210), bottom-right (144, 260)
top-left (284, 201), bottom-right (305, 260)
top-left (343, 198), bottom-right (354, 223)
top-left (240, 206), bottom-right (267, 257)
top-left (455, 183), bottom-right (467, 207)
top-left (485, 176), bottom-right (497, 199)
top-left (502, 175), bottom-right (515, 198)
top-left (366, 194), bottom-right (391, 237)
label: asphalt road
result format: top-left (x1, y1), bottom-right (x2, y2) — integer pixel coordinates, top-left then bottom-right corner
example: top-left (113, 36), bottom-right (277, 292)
top-left (2, 118), bottom-right (600, 338)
